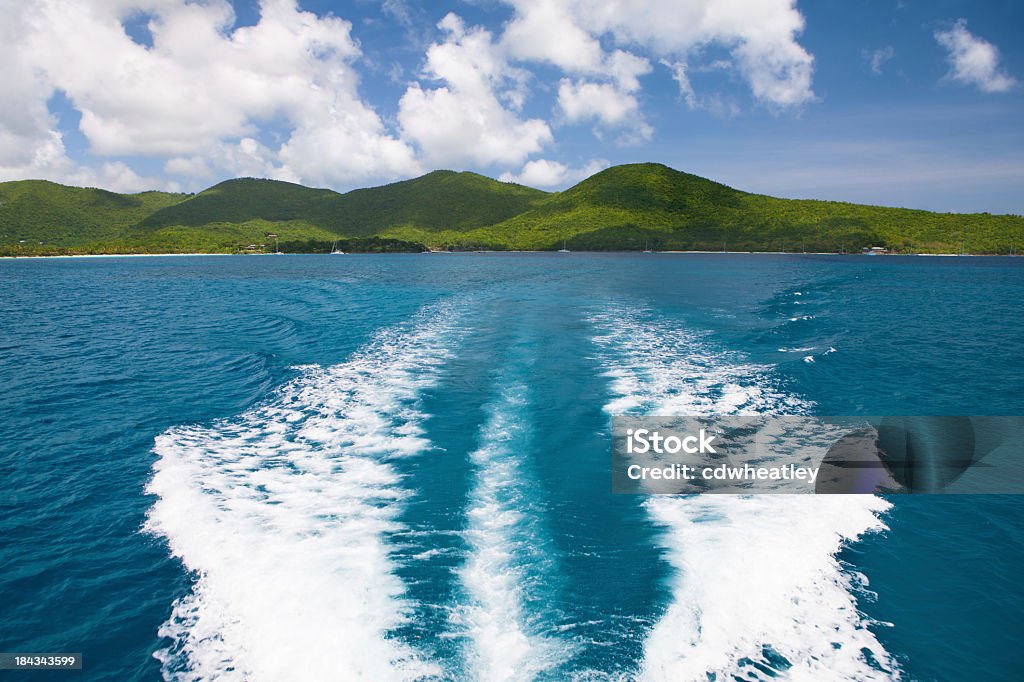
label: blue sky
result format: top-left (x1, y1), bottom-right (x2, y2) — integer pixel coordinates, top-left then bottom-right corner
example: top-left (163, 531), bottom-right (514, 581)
top-left (1, 0), bottom-right (1021, 213)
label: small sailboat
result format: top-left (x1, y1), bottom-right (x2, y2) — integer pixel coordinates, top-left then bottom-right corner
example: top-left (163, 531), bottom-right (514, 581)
top-left (273, 236), bottom-right (284, 254)
top-left (642, 240), bottom-right (652, 253)
top-left (557, 240), bottom-right (571, 253)
top-left (330, 240), bottom-right (345, 255)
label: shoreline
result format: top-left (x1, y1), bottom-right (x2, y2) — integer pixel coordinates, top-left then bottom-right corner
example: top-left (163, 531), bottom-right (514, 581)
top-left (0, 252), bottom-right (238, 260)
top-left (1, 251), bottom-right (1014, 259)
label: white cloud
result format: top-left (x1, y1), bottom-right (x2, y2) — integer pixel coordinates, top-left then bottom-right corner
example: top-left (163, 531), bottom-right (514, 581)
top-left (551, 48), bottom-right (653, 142)
top-left (0, 1), bottom-right (89, 187)
top-left (605, 49), bottom-right (653, 91)
top-left (556, 80), bottom-right (653, 143)
top-left (557, 81), bottom-right (636, 126)
top-left (0, 124), bottom-right (173, 193)
top-left (1, 0), bottom-right (821, 192)
top-left (4, 0), bottom-right (419, 190)
top-left (501, 0), bottom-right (605, 73)
top-left (500, 1), bottom-right (655, 90)
top-left (382, 0), bottom-right (413, 28)
top-left (499, 1), bottom-right (654, 140)
top-left (165, 156), bottom-right (213, 179)
top-left (935, 19), bottom-right (1017, 94)
top-left (500, 0), bottom-right (815, 109)
top-left (398, 13), bottom-right (552, 166)
top-left (662, 60), bottom-right (697, 107)
top-left (499, 158), bottom-right (608, 188)
top-left (863, 46), bottom-right (896, 75)
top-left (655, 61), bottom-right (737, 116)
top-left (84, 161), bottom-right (178, 194)
top-left (213, 138), bottom-right (298, 183)
top-left (661, 60), bottom-right (739, 117)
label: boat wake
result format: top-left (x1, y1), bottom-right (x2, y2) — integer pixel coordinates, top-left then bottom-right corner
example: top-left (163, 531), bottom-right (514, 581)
top-left (144, 295), bottom-right (899, 681)
top-left (453, 371), bottom-right (569, 680)
top-left (589, 303), bottom-right (898, 681)
top-left (145, 303), bottom-right (461, 681)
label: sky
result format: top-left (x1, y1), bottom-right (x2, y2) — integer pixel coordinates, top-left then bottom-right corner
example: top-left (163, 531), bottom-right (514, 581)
top-left (1, 0), bottom-right (1022, 213)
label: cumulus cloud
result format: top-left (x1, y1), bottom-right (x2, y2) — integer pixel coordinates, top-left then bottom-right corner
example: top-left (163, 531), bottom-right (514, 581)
top-left (935, 19), bottom-right (1017, 93)
top-left (397, 13), bottom-right (552, 167)
top-left (164, 139), bottom-right (295, 189)
top-left (499, 158), bottom-right (608, 188)
top-left (500, 0), bottom-right (815, 109)
top-left (556, 80), bottom-right (653, 143)
top-left (863, 46), bottom-right (896, 75)
top-left (1, 0), bottom-right (822, 191)
top-left (0, 1), bottom-right (88, 186)
top-left (77, 161), bottom-right (176, 194)
top-left (501, 0), bottom-right (605, 72)
top-left (164, 156), bottom-right (213, 180)
top-left (554, 49), bottom-right (653, 142)
top-left (500, 2), bottom-right (654, 140)
top-left (3, 0), bottom-right (419, 190)
top-left (558, 81), bottom-right (634, 126)
top-left (0, 124), bottom-right (171, 193)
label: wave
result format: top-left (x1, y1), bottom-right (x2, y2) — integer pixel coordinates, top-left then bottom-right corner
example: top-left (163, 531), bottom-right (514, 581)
top-left (589, 304), bottom-right (898, 681)
top-left (453, 366), bottom-right (569, 680)
top-left (145, 303), bottom-right (462, 681)
top-left (802, 347), bottom-right (837, 364)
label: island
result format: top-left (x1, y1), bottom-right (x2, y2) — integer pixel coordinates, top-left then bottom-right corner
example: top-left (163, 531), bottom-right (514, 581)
top-left (2, 163), bottom-right (1022, 256)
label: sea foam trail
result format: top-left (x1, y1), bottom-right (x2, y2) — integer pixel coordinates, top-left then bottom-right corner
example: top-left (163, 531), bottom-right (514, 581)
top-left (589, 305), bottom-right (898, 681)
top-left (455, 375), bottom-right (568, 681)
top-left (145, 304), bottom-right (461, 681)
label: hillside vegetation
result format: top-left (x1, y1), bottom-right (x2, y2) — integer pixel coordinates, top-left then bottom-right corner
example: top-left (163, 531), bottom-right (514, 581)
top-left (3, 164), bottom-right (1022, 255)
top-left (0, 180), bottom-right (188, 248)
top-left (137, 171), bottom-right (547, 235)
top-left (383, 165), bottom-right (1024, 253)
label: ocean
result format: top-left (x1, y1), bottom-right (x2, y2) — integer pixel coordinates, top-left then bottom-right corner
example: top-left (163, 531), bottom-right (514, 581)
top-left (1, 253), bottom-right (1021, 681)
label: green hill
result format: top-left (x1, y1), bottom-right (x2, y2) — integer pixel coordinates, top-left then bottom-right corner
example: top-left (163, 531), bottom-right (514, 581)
top-left (322, 170), bottom-right (548, 236)
top-left (137, 171), bottom-right (547, 235)
top-left (2, 164), bottom-right (1022, 255)
top-left (0, 180), bottom-right (188, 248)
top-left (113, 171), bottom-right (547, 254)
top-left (393, 163), bottom-right (745, 249)
top-left (135, 178), bottom-right (337, 230)
top-left (384, 164), bottom-right (1024, 253)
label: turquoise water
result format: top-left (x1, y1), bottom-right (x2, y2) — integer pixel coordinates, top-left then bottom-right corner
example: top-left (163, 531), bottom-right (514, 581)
top-left (1, 253), bottom-right (1021, 681)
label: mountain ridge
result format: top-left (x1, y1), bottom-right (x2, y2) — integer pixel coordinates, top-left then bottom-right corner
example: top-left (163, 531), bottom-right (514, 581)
top-left (2, 163), bottom-right (1021, 255)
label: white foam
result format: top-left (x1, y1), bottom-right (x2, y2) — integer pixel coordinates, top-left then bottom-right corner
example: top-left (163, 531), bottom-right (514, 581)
top-left (454, 380), bottom-right (568, 680)
top-left (589, 304), bottom-right (898, 681)
top-left (146, 304), bottom-right (461, 681)
top-left (642, 495), bottom-right (894, 681)
top-left (803, 347), bottom-right (837, 364)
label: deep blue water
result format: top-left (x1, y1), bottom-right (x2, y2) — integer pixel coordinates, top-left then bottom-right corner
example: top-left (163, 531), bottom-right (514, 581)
top-left (0, 253), bottom-right (1021, 681)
